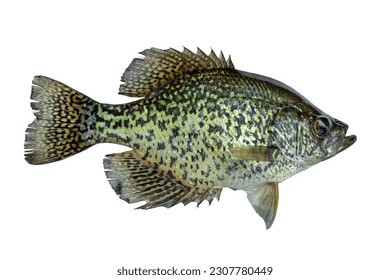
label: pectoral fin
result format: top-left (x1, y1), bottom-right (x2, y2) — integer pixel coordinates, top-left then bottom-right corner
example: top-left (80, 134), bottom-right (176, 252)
top-left (229, 146), bottom-right (277, 162)
top-left (246, 182), bottom-right (279, 229)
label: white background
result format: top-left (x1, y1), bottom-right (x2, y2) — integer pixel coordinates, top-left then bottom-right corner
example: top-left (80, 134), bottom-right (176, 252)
top-left (1, 1), bottom-right (389, 279)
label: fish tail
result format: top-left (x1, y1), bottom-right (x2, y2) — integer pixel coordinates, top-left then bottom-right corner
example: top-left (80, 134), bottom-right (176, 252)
top-left (25, 76), bottom-right (99, 164)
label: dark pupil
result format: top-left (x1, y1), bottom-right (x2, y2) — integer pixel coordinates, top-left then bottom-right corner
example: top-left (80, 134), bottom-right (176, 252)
top-left (315, 118), bottom-right (330, 135)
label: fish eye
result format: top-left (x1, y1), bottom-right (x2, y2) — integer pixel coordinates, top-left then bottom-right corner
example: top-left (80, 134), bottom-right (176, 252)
top-left (313, 116), bottom-right (332, 136)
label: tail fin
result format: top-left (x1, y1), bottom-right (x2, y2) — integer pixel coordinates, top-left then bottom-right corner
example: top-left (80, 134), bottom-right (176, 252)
top-left (25, 76), bottom-right (98, 164)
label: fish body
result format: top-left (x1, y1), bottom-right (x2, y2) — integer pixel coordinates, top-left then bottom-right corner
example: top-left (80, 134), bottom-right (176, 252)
top-left (25, 47), bottom-right (356, 228)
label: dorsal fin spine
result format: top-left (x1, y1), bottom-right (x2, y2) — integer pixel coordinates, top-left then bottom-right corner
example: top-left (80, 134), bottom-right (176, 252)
top-left (119, 47), bottom-right (235, 98)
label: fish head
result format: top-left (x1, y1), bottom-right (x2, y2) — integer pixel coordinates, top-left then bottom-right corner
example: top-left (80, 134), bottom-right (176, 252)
top-left (313, 115), bottom-right (357, 161)
top-left (270, 107), bottom-right (356, 167)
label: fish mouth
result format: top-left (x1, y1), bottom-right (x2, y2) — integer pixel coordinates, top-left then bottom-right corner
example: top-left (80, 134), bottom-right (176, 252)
top-left (323, 134), bottom-right (356, 161)
top-left (337, 134), bottom-right (357, 154)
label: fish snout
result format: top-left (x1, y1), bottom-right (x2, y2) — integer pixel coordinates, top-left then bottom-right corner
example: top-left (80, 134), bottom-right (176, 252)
top-left (333, 118), bottom-right (348, 132)
top-left (333, 118), bottom-right (356, 153)
top-left (322, 118), bottom-right (356, 160)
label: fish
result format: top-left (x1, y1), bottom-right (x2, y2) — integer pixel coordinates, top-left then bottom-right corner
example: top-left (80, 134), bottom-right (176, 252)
top-left (24, 47), bottom-right (356, 229)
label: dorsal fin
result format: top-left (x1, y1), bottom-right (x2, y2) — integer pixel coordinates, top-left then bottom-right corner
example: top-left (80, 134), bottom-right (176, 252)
top-left (104, 150), bottom-right (222, 209)
top-left (119, 47), bottom-right (235, 98)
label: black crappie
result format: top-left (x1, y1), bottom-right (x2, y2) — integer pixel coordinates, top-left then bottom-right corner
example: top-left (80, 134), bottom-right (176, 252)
top-left (25, 47), bottom-right (356, 229)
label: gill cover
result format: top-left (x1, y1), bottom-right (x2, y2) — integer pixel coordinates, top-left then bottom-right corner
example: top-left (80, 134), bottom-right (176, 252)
top-left (269, 107), bottom-right (301, 160)
top-left (269, 107), bottom-right (324, 162)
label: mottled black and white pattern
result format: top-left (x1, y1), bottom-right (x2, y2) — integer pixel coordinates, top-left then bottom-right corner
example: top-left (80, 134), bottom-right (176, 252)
top-left (25, 47), bottom-right (356, 229)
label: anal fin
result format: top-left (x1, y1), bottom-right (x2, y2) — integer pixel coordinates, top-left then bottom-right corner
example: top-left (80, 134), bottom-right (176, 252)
top-left (104, 150), bottom-right (221, 209)
top-left (246, 182), bottom-right (279, 229)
